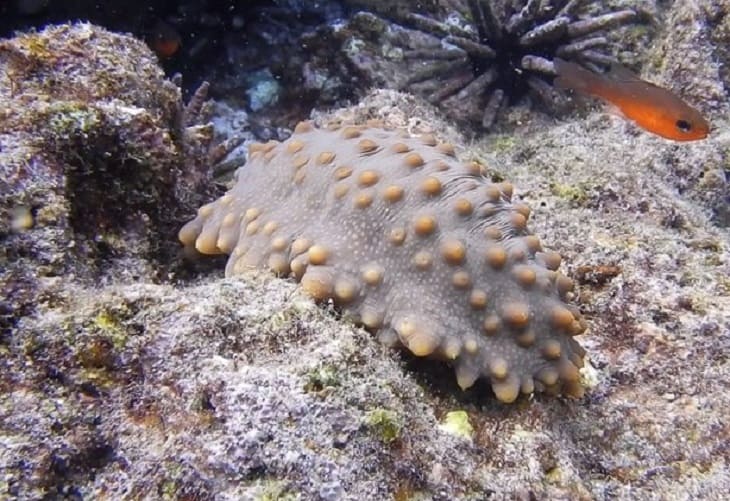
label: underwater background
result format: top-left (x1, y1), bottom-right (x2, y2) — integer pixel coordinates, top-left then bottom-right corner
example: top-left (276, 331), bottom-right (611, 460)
top-left (0, 1), bottom-right (728, 499)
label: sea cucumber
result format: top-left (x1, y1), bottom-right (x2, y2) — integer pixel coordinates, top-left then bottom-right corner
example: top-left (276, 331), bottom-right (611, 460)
top-left (179, 121), bottom-right (587, 403)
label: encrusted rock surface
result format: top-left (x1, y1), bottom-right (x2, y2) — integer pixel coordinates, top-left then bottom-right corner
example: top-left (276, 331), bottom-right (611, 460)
top-left (0, 22), bottom-right (230, 286)
top-left (2, 2), bottom-right (730, 499)
top-left (0, 21), bottom-right (245, 342)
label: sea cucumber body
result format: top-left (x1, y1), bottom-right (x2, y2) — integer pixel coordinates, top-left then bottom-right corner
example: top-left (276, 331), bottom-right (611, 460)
top-left (180, 122), bottom-right (587, 402)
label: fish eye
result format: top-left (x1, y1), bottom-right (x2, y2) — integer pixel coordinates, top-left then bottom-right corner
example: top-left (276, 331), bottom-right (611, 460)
top-left (676, 119), bottom-right (692, 132)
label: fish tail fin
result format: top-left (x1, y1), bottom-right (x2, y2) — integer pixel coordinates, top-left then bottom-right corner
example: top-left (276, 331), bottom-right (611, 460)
top-left (553, 58), bottom-right (607, 97)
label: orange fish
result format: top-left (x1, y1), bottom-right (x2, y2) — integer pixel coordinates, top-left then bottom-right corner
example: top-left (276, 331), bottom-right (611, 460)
top-left (553, 58), bottom-right (709, 141)
top-left (147, 20), bottom-right (182, 59)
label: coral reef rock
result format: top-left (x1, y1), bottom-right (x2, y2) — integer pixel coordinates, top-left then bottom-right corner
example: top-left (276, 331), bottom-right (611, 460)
top-left (1, 9), bottom-right (729, 500)
top-left (0, 21), bottom-right (242, 362)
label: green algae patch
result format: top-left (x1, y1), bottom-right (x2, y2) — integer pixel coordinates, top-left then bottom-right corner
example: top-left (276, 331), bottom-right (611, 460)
top-left (304, 364), bottom-right (341, 393)
top-left (91, 306), bottom-right (135, 350)
top-left (549, 182), bottom-right (590, 206)
top-left (487, 134), bottom-right (518, 154)
top-left (255, 479), bottom-right (301, 501)
top-left (44, 102), bottom-right (102, 142)
top-left (364, 408), bottom-right (402, 444)
top-left (438, 410), bottom-right (473, 440)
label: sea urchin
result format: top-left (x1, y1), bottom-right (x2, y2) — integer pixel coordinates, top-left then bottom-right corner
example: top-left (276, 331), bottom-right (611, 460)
top-left (371, 0), bottom-right (638, 128)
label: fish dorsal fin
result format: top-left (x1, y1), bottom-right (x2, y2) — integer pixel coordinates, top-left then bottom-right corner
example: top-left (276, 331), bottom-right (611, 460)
top-left (608, 62), bottom-right (669, 99)
top-left (607, 62), bottom-right (643, 83)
